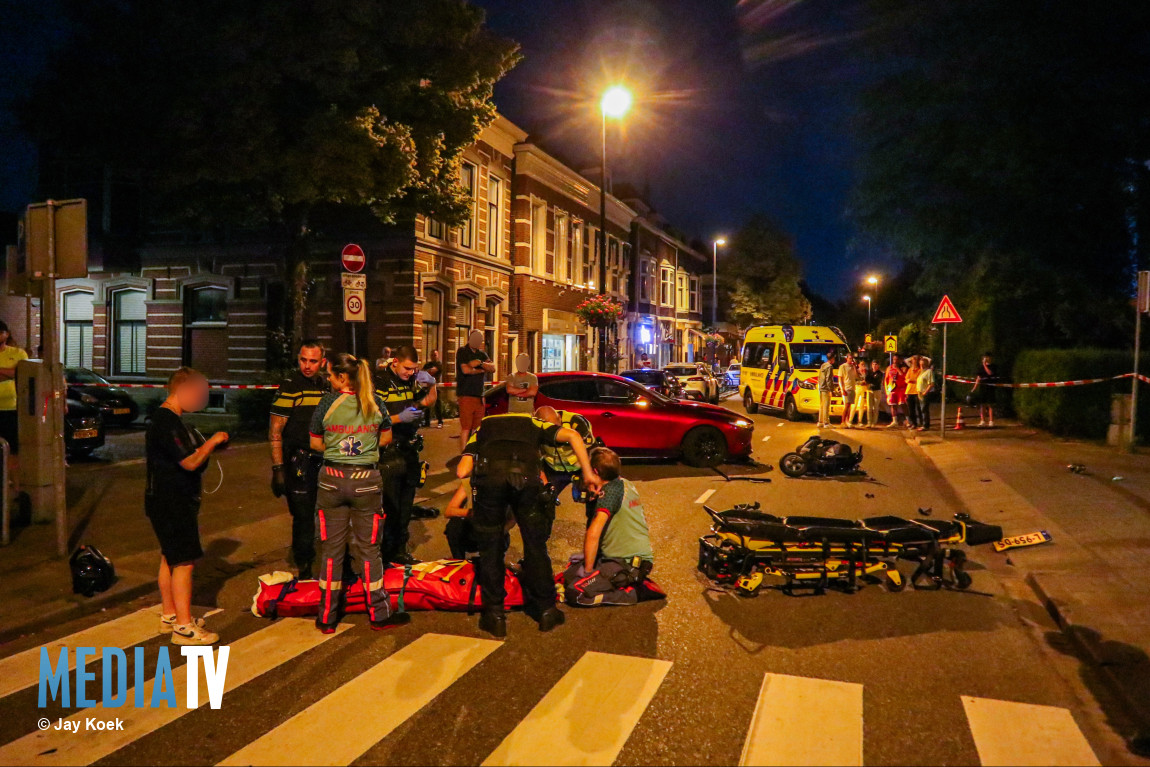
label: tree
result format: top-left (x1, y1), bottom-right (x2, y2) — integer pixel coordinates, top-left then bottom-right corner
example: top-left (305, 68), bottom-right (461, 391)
top-left (852, 1), bottom-right (1150, 365)
top-left (718, 215), bottom-right (811, 330)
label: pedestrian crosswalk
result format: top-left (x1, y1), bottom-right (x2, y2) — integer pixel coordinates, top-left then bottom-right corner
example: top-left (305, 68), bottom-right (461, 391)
top-left (0, 608), bottom-right (1103, 766)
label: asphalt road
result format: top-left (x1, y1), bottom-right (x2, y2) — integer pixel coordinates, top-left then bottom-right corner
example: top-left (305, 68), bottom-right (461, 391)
top-left (0, 401), bottom-right (1143, 765)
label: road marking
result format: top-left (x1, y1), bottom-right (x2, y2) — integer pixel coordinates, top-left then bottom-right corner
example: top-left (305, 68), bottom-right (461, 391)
top-left (740, 673), bottom-right (863, 766)
top-left (0, 605), bottom-right (222, 699)
top-left (761, 435), bottom-right (771, 442)
top-left (961, 696), bottom-right (1100, 766)
top-left (482, 651), bottom-right (671, 766)
top-left (218, 633), bottom-right (501, 766)
top-left (0, 618), bottom-right (348, 766)
top-left (695, 489), bottom-right (717, 504)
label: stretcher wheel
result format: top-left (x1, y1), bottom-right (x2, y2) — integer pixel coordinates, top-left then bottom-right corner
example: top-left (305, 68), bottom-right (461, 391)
top-left (780, 453), bottom-right (808, 478)
top-left (955, 570), bottom-right (973, 590)
top-left (884, 569), bottom-right (906, 593)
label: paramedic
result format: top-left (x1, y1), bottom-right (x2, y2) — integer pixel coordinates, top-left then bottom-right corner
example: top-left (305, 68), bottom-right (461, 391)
top-left (463, 412), bottom-right (603, 638)
top-left (269, 339), bottom-right (329, 579)
top-left (310, 353), bottom-right (407, 633)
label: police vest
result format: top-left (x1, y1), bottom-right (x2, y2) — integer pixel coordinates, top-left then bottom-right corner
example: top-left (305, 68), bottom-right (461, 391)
top-left (541, 411), bottom-right (594, 473)
top-left (376, 368), bottom-right (420, 443)
top-left (469, 413), bottom-right (559, 479)
top-left (270, 371), bottom-right (330, 449)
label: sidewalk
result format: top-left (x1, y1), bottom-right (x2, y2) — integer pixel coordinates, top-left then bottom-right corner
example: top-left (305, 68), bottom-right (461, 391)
top-left (915, 421), bottom-right (1150, 743)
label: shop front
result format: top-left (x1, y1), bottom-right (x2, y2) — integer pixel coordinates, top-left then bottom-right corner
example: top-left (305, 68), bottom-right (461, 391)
top-left (541, 308), bottom-right (585, 373)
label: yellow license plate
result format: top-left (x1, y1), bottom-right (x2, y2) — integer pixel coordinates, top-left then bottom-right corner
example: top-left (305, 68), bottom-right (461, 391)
top-left (73, 428), bottom-right (99, 440)
top-left (993, 530), bottom-right (1052, 552)
top-left (113, 408), bottom-right (130, 415)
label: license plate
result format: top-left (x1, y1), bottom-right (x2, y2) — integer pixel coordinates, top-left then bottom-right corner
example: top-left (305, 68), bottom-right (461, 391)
top-left (73, 428), bottom-right (99, 440)
top-left (113, 408), bottom-right (130, 415)
top-left (993, 530), bottom-right (1052, 552)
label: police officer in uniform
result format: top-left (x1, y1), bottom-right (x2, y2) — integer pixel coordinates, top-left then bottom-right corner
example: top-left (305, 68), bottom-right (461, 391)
top-left (269, 340), bottom-right (329, 579)
top-left (375, 345), bottom-right (437, 565)
top-left (462, 412), bottom-right (602, 637)
top-left (534, 406), bottom-right (596, 500)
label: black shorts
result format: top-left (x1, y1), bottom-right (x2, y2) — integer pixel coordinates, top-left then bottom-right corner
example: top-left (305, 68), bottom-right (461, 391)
top-left (146, 496), bottom-right (203, 565)
top-left (0, 409), bottom-right (18, 455)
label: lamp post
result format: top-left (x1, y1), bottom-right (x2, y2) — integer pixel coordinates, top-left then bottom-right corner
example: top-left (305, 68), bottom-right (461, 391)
top-left (863, 295), bottom-right (872, 332)
top-left (711, 237), bottom-right (726, 328)
top-left (865, 274), bottom-right (880, 330)
top-left (597, 85), bottom-right (632, 373)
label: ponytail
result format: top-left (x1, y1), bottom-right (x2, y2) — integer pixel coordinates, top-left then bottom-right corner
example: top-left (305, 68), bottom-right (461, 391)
top-left (328, 352), bottom-right (380, 420)
top-left (355, 359), bottom-right (379, 419)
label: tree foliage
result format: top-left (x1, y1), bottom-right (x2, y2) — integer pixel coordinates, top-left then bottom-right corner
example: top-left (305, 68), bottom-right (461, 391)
top-left (852, 0), bottom-right (1150, 362)
top-left (719, 214), bottom-right (811, 330)
top-left (20, 0), bottom-right (520, 232)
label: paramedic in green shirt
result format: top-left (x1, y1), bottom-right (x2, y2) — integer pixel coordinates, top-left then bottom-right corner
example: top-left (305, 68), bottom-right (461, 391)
top-left (308, 353), bottom-right (407, 633)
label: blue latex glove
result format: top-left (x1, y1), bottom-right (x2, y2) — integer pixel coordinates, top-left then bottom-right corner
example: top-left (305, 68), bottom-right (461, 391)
top-left (415, 370), bottom-right (436, 387)
top-left (394, 406), bottom-right (423, 424)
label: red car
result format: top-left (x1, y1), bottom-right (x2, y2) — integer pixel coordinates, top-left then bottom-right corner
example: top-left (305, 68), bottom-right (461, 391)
top-left (483, 372), bottom-right (754, 467)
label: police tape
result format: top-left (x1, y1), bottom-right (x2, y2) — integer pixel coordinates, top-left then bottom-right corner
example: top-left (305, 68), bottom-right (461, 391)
top-left (72, 381), bottom-right (461, 390)
top-left (943, 373), bottom-right (1150, 388)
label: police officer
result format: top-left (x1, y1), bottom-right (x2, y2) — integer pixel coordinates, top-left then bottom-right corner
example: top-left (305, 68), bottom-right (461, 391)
top-left (462, 412), bottom-right (603, 637)
top-left (534, 406), bottom-right (596, 500)
top-left (309, 353), bottom-right (407, 632)
top-left (375, 345), bottom-right (437, 565)
top-left (269, 340), bottom-right (330, 579)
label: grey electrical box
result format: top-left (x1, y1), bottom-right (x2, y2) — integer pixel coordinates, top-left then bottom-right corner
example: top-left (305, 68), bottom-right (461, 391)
top-left (17, 359), bottom-right (66, 524)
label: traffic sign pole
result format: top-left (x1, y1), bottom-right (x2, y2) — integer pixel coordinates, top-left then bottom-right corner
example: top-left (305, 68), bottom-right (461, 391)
top-left (930, 295), bottom-right (963, 440)
top-left (941, 324), bottom-right (947, 440)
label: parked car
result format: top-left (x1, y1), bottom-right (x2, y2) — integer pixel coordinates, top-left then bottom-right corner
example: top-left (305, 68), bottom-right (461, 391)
top-left (617, 368), bottom-right (684, 399)
top-left (65, 398), bottom-right (106, 458)
top-left (65, 367), bottom-right (140, 425)
top-left (664, 363), bottom-right (721, 404)
top-left (724, 362), bottom-right (741, 389)
top-left (484, 372), bottom-right (753, 467)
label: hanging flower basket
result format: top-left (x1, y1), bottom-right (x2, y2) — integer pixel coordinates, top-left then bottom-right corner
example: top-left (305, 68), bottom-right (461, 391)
top-left (575, 295), bottom-right (623, 328)
top-left (703, 332), bottom-right (725, 346)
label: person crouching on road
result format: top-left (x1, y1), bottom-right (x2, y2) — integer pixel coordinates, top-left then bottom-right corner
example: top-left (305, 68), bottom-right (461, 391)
top-left (309, 354), bottom-right (409, 633)
top-left (146, 367), bottom-right (229, 645)
top-left (463, 412), bottom-right (603, 638)
top-left (443, 455), bottom-right (514, 560)
top-left (534, 406), bottom-right (596, 500)
top-left (563, 448), bottom-right (654, 607)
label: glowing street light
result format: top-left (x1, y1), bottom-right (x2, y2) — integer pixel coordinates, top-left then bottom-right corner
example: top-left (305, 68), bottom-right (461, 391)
top-left (596, 85), bottom-right (634, 373)
top-left (601, 86), bottom-right (633, 119)
top-left (712, 238), bottom-right (727, 327)
top-left (863, 294), bottom-right (872, 331)
top-left (864, 274), bottom-right (880, 330)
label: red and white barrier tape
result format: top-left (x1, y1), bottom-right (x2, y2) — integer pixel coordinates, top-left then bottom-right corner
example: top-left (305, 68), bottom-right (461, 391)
top-left (944, 373), bottom-right (1150, 388)
top-left (73, 380), bottom-right (462, 391)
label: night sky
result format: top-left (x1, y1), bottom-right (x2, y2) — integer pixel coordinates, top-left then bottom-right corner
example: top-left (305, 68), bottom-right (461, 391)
top-left (1, 0), bottom-right (879, 296)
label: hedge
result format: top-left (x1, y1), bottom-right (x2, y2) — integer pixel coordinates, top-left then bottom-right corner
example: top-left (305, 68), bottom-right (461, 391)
top-left (1012, 349), bottom-right (1145, 440)
top-left (226, 389), bottom-right (279, 435)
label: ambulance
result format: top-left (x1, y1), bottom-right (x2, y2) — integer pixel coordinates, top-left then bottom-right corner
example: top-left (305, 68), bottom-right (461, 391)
top-left (739, 324), bottom-right (852, 421)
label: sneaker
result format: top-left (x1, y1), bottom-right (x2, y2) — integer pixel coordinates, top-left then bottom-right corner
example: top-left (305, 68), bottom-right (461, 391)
top-left (435, 423), bottom-right (444, 429)
top-left (171, 621), bottom-right (219, 646)
top-left (478, 611), bottom-right (507, 638)
top-left (370, 612), bottom-right (412, 631)
top-left (160, 614), bottom-right (204, 635)
top-left (315, 619), bottom-right (339, 635)
top-left (538, 606), bottom-right (566, 632)
top-left (988, 420), bottom-right (995, 428)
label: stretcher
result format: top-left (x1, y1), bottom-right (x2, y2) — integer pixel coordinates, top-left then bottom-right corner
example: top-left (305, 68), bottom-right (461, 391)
top-left (251, 559), bottom-right (525, 618)
top-left (697, 503), bottom-right (1002, 596)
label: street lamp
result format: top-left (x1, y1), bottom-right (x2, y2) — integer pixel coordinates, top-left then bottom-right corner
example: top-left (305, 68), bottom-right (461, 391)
top-left (865, 274), bottom-right (880, 329)
top-left (863, 294), bottom-right (872, 332)
top-left (598, 85), bottom-right (632, 373)
top-left (712, 237), bottom-right (726, 327)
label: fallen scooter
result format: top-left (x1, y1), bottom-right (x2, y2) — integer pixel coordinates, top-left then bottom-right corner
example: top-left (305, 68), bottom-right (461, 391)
top-left (779, 436), bottom-right (864, 478)
top-left (697, 502), bottom-right (1002, 597)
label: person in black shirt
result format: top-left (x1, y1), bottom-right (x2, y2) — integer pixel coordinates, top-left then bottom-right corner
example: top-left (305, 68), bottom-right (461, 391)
top-left (421, 349), bottom-right (444, 428)
top-left (375, 345), bottom-right (437, 564)
top-left (456, 330), bottom-right (495, 454)
top-left (971, 352), bottom-right (999, 427)
top-left (268, 340), bottom-right (330, 578)
top-left (146, 367), bottom-right (229, 646)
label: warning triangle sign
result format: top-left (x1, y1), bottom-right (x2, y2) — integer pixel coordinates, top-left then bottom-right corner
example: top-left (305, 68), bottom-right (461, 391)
top-left (932, 295), bottom-right (963, 324)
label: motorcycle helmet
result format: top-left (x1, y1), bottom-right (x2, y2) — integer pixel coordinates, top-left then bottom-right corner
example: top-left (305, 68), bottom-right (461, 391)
top-left (70, 545), bottom-right (115, 597)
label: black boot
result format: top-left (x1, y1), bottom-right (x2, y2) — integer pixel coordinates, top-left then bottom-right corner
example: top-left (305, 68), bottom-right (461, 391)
top-left (411, 505), bottom-right (440, 520)
top-left (478, 610), bottom-right (507, 638)
top-left (390, 552), bottom-right (421, 566)
top-left (370, 612), bottom-right (412, 631)
top-left (537, 606), bottom-right (566, 632)
top-left (297, 560), bottom-right (313, 581)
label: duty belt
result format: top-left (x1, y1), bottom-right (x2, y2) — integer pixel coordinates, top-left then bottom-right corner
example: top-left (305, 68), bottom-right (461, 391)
top-left (323, 460), bottom-right (375, 469)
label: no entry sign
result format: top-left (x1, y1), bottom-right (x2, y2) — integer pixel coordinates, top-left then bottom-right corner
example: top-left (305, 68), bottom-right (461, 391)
top-left (341, 243), bottom-right (365, 273)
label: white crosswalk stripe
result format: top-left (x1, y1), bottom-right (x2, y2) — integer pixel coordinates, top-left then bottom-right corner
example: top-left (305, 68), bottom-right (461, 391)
top-left (0, 609), bottom-right (1105, 767)
top-left (962, 695), bottom-right (1101, 766)
top-left (741, 673), bottom-right (863, 767)
top-left (0, 605), bottom-right (222, 700)
top-left (0, 618), bottom-right (348, 767)
top-left (481, 651), bottom-right (672, 767)
top-left (217, 633), bottom-right (501, 767)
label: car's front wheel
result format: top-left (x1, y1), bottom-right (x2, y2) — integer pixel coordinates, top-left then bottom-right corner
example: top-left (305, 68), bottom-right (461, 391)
top-left (784, 395), bottom-right (802, 421)
top-left (743, 388), bottom-right (758, 415)
top-left (681, 426), bottom-right (729, 468)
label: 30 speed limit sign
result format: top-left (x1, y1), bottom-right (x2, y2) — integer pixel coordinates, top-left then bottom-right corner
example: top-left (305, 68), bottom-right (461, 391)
top-left (343, 289), bottom-right (365, 322)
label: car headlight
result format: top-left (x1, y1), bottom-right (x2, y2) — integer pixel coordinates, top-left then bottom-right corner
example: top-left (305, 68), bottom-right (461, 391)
top-left (81, 393), bottom-right (98, 405)
top-left (734, 419), bottom-right (752, 428)
top-left (798, 380), bottom-right (816, 390)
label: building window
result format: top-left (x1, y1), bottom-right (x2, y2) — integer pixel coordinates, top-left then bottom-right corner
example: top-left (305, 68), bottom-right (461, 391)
top-left (690, 276), bottom-right (700, 312)
top-left (677, 273), bottom-right (689, 310)
top-left (456, 294), bottom-right (474, 352)
top-left (427, 217), bottom-right (447, 240)
top-left (660, 266), bottom-right (674, 306)
top-left (555, 213), bottom-right (569, 281)
top-left (459, 162), bottom-right (477, 248)
top-left (582, 224), bottom-right (593, 287)
top-left (487, 175), bottom-right (503, 257)
top-left (422, 288), bottom-right (442, 360)
top-left (187, 286), bottom-right (227, 324)
top-left (485, 302), bottom-right (499, 373)
top-left (532, 201), bottom-right (548, 276)
top-left (639, 259), bottom-right (652, 302)
top-left (113, 288), bottom-right (147, 375)
top-left (62, 290), bottom-right (93, 368)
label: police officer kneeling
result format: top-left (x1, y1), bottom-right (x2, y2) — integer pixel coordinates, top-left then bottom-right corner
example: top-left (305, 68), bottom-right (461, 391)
top-left (462, 413), bottom-right (602, 637)
top-left (375, 345), bottom-right (436, 565)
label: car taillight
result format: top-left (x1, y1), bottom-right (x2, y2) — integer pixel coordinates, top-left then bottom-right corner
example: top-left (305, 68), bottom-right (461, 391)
top-left (688, 376), bottom-right (704, 382)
